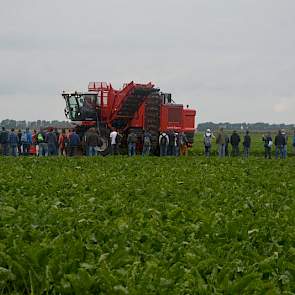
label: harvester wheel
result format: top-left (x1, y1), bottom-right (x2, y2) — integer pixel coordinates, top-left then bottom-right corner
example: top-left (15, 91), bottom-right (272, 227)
top-left (97, 135), bottom-right (111, 156)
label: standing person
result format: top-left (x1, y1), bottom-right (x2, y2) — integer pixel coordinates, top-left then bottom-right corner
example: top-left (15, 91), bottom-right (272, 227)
top-left (31, 130), bottom-right (38, 156)
top-left (281, 129), bottom-right (288, 158)
top-left (262, 132), bottom-right (273, 159)
top-left (224, 134), bottom-right (230, 157)
top-left (142, 130), bottom-right (152, 156)
top-left (37, 128), bottom-right (48, 157)
top-left (110, 129), bottom-right (119, 155)
top-left (58, 129), bottom-right (68, 156)
top-left (230, 130), bottom-right (240, 156)
top-left (17, 129), bottom-right (22, 155)
top-left (85, 128), bottom-right (101, 156)
top-left (21, 128), bottom-right (32, 156)
top-left (243, 130), bottom-right (251, 158)
top-left (0, 127), bottom-right (9, 156)
top-left (46, 128), bottom-right (58, 156)
top-left (167, 130), bottom-right (175, 156)
top-left (179, 132), bottom-right (188, 156)
top-left (54, 128), bottom-right (60, 153)
top-left (275, 130), bottom-right (286, 159)
top-left (203, 129), bottom-right (214, 157)
top-left (127, 130), bottom-right (138, 157)
top-left (293, 130), bottom-right (295, 156)
top-left (68, 129), bottom-right (80, 156)
top-left (171, 130), bottom-right (180, 156)
top-left (174, 131), bottom-right (180, 156)
top-left (9, 129), bottom-right (18, 157)
top-left (159, 132), bottom-right (169, 156)
top-left (216, 128), bottom-right (226, 157)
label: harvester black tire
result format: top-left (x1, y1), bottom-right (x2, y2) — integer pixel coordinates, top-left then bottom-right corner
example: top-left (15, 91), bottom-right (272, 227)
top-left (97, 128), bottom-right (112, 156)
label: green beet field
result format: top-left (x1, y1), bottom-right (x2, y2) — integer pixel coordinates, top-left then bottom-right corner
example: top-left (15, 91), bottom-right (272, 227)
top-left (1, 135), bottom-right (295, 294)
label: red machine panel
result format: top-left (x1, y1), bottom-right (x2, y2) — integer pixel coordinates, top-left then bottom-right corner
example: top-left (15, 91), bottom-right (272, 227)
top-left (183, 109), bottom-right (196, 132)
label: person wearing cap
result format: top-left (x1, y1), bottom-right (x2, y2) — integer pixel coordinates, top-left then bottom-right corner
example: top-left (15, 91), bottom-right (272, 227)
top-left (203, 129), bottom-right (214, 157)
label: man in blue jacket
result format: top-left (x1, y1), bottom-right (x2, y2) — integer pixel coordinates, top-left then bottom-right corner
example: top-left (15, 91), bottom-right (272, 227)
top-left (46, 128), bottom-right (58, 156)
top-left (9, 129), bottom-right (18, 157)
top-left (68, 129), bottom-right (80, 156)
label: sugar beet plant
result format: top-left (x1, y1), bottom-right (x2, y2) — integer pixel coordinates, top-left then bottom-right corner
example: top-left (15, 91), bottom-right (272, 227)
top-left (0, 157), bottom-right (295, 294)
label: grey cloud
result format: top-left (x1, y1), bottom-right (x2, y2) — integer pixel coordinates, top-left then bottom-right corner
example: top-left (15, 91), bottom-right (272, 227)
top-left (1, 0), bottom-right (295, 123)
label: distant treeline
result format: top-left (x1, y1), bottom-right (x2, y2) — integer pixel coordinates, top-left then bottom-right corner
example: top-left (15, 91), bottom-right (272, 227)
top-left (0, 119), bottom-right (72, 130)
top-left (198, 122), bottom-right (295, 132)
top-left (1, 119), bottom-right (294, 132)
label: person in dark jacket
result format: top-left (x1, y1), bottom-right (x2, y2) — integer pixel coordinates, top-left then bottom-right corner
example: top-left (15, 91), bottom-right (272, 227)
top-left (17, 129), bottom-right (22, 155)
top-left (224, 134), bottom-right (230, 157)
top-left (9, 129), bottom-right (18, 157)
top-left (85, 128), bottom-right (101, 156)
top-left (275, 130), bottom-right (286, 159)
top-left (142, 130), bottom-right (152, 156)
top-left (230, 130), bottom-right (240, 156)
top-left (68, 129), bottom-right (80, 156)
top-left (46, 128), bottom-right (58, 156)
top-left (54, 128), bottom-right (60, 152)
top-left (127, 131), bottom-right (138, 156)
top-left (216, 128), bottom-right (226, 157)
top-left (0, 127), bottom-right (9, 156)
top-left (172, 130), bottom-right (180, 156)
top-left (243, 130), bottom-right (251, 158)
top-left (262, 132), bottom-right (273, 159)
top-left (167, 131), bottom-right (176, 156)
top-left (159, 132), bottom-right (169, 156)
top-left (281, 129), bottom-right (288, 158)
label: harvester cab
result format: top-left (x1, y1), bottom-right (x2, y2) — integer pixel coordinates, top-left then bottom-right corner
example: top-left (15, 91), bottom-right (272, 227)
top-left (62, 92), bottom-right (98, 122)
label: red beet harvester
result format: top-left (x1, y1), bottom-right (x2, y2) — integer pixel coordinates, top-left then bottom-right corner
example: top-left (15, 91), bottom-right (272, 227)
top-left (62, 81), bottom-right (196, 155)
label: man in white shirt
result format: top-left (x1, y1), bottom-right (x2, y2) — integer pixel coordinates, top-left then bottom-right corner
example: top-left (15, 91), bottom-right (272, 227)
top-left (110, 129), bottom-right (119, 155)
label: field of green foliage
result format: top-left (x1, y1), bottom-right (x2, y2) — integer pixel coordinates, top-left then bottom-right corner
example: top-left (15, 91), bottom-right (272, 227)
top-left (0, 154), bottom-right (295, 294)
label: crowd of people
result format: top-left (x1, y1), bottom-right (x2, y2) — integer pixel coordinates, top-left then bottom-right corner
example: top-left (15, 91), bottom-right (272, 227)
top-left (203, 128), bottom-right (295, 159)
top-left (110, 129), bottom-right (190, 157)
top-left (0, 126), bottom-right (190, 157)
top-left (0, 127), bottom-right (80, 157)
top-left (0, 126), bottom-right (294, 158)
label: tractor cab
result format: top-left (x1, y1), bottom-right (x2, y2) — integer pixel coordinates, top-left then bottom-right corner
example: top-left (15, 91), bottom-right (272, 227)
top-left (62, 92), bottom-right (98, 121)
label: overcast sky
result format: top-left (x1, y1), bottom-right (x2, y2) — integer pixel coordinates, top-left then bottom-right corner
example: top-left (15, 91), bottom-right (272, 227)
top-left (1, 0), bottom-right (295, 123)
